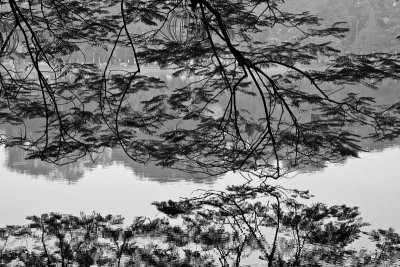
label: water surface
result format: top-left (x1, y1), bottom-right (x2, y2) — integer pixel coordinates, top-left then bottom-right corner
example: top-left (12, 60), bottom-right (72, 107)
top-left (1, 75), bottom-right (399, 236)
top-left (1, 144), bottom-right (399, 233)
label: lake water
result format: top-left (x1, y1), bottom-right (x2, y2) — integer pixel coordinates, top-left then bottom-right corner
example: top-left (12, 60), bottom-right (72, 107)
top-left (0, 71), bottom-right (399, 256)
top-left (1, 143), bottom-right (400, 232)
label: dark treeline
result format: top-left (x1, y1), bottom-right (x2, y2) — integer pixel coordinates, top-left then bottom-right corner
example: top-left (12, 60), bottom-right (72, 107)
top-left (1, 188), bottom-right (400, 266)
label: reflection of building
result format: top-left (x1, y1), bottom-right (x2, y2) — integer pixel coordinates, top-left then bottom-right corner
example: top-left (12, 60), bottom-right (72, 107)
top-left (3, 146), bottom-right (219, 185)
top-left (4, 146), bottom-right (89, 184)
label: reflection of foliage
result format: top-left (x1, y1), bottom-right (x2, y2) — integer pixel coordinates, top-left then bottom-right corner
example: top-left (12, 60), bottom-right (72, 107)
top-left (154, 182), bottom-right (370, 266)
top-left (0, 213), bottom-right (214, 266)
top-left (1, 186), bottom-right (398, 266)
top-left (367, 228), bottom-right (400, 265)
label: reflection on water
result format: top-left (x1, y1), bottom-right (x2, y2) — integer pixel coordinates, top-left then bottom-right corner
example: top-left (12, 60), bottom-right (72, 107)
top-left (2, 77), bottom-right (399, 183)
top-left (1, 144), bottom-right (400, 232)
top-left (0, 202), bottom-right (381, 266)
top-left (0, 77), bottom-right (399, 228)
top-left (0, 74), bottom-right (400, 266)
top-left (274, 146), bottom-right (400, 230)
top-left (0, 145), bottom-right (240, 227)
top-left (1, 146), bottom-right (400, 266)
top-left (4, 146), bottom-right (219, 184)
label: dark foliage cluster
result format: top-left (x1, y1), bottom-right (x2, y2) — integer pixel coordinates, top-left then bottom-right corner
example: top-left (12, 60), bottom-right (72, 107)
top-left (0, 0), bottom-right (399, 178)
top-left (1, 186), bottom-right (400, 266)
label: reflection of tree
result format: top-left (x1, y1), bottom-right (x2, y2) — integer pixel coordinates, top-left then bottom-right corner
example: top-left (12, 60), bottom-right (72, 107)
top-left (1, 186), bottom-right (400, 266)
top-left (154, 183), bottom-right (370, 266)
